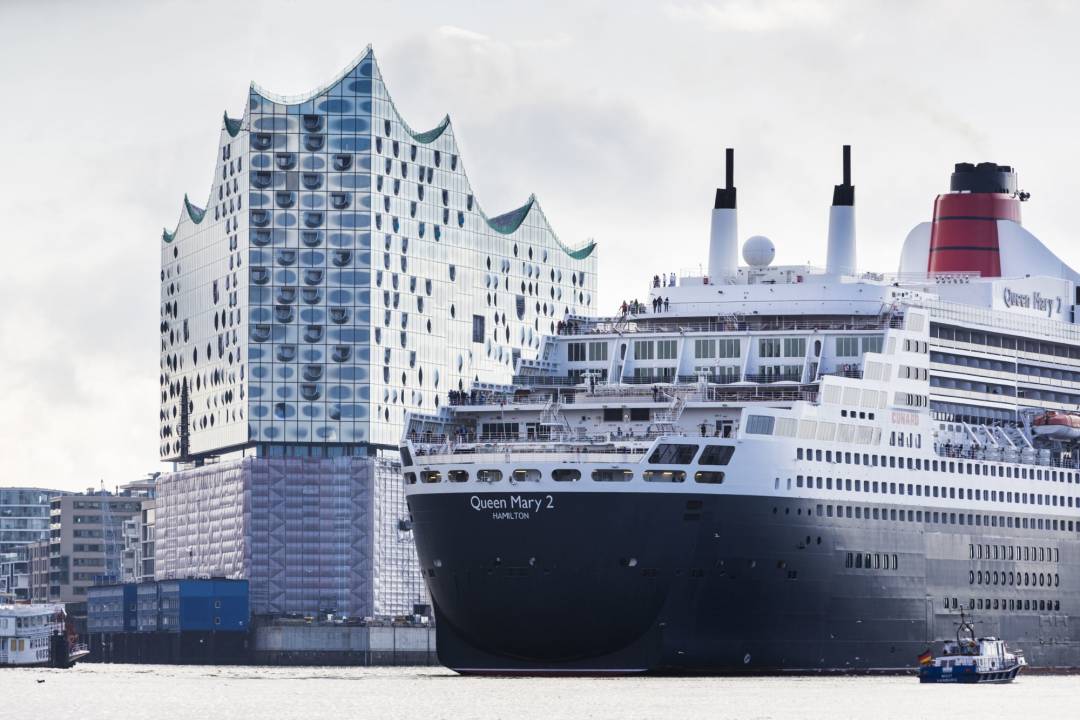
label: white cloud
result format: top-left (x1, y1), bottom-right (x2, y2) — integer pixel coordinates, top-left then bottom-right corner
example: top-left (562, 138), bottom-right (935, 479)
top-left (437, 25), bottom-right (492, 43)
top-left (664, 0), bottom-right (835, 32)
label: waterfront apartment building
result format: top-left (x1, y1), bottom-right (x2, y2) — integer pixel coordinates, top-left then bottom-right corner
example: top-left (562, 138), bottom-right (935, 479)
top-left (0, 548), bottom-right (30, 602)
top-left (27, 539), bottom-right (49, 603)
top-left (48, 491), bottom-right (145, 603)
top-left (0, 487), bottom-right (65, 555)
top-left (119, 478), bottom-right (157, 585)
top-left (121, 498), bottom-right (156, 584)
top-left (156, 46), bottom-right (598, 618)
top-left (48, 484), bottom-right (155, 635)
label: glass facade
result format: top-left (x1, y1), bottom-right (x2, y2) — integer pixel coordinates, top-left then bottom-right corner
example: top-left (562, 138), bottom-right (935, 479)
top-left (160, 47), bottom-right (598, 462)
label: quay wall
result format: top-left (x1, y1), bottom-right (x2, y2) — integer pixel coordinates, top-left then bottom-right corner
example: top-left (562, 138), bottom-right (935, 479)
top-left (86, 623), bottom-right (437, 666)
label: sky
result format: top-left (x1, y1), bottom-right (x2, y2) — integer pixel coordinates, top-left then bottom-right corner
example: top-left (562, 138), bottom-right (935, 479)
top-left (2, 0), bottom-right (1080, 491)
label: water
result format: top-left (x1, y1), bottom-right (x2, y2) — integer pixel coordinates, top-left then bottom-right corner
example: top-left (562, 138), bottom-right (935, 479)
top-left (3, 665), bottom-right (1075, 720)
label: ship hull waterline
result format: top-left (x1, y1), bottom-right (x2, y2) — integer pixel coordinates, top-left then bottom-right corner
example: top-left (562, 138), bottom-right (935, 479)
top-left (408, 489), bottom-right (1080, 675)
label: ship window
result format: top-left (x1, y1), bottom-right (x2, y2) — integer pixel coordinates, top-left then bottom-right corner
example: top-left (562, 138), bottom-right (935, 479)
top-left (694, 471), bottom-right (725, 484)
top-left (420, 471), bottom-right (442, 484)
top-left (648, 444), bottom-right (698, 464)
top-left (448, 470), bottom-right (469, 483)
top-left (472, 314), bottom-right (485, 343)
top-left (476, 469), bottom-right (502, 483)
top-left (746, 415), bottom-right (775, 435)
top-left (693, 445), bottom-right (733, 465)
top-left (511, 469), bottom-right (541, 483)
top-left (643, 469), bottom-right (686, 483)
top-left (552, 469), bottom-right (581, 482)
top-left (592, 468), bottom-right (633, 482)
top-left (404, 473), bottom-right (417, 485)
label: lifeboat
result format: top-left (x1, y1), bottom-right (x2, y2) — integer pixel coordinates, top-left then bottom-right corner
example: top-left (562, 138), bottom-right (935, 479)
top-left (1031, 411), bottom-right (1080, 440)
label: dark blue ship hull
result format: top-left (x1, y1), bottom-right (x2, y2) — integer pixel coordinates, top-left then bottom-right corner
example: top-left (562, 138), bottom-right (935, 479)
top-left (407, 490), bottom-right (1080, 674)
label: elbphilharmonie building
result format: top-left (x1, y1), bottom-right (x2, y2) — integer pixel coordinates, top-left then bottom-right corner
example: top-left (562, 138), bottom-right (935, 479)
top-left (156, 47), bottom-right (598, 617)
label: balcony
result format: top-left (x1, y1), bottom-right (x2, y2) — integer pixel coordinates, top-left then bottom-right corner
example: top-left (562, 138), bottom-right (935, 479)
top-left (742, 373), bottom-right (803, 384)
top-left (822, 368), bottom-right (864, 379)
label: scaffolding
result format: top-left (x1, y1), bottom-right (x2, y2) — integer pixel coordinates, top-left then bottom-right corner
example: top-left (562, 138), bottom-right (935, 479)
top-left (155, 455), bottom-right (425, 619)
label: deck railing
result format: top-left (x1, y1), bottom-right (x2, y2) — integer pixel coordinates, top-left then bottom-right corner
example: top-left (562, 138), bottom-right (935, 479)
top-left (554, 314), bottom-right (903, 336)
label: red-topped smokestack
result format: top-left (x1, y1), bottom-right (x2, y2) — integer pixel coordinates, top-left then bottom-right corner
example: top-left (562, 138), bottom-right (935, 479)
top-left (927, 162), bottom-right (1025, 277)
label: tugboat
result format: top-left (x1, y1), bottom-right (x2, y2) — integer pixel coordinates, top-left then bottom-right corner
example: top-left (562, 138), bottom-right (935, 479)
top-left (918, 611), bottom-right (1026, 683)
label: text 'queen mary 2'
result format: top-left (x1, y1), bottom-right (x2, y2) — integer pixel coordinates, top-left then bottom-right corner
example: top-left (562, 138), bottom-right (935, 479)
top-left (401, 148), bottom-right (1080, 673)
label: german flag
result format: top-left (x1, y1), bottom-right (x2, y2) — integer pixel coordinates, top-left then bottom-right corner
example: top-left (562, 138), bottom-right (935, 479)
top-left (917, 650), bottom-right (933, 665)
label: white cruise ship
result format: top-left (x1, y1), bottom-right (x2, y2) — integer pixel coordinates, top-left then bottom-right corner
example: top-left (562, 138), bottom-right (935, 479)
top-left (400, 149), bottom-right (1080, 673)
top-left (0, 604), bottom-right (87, 668)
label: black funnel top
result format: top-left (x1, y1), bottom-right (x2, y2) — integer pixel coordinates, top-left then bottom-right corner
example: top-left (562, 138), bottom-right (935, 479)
top-left (831, 145), bottom-right (854, 206)
top-left (714, 147), bottom-right (736, 209)
top-left (950, 162), bottom-right (1017, 194)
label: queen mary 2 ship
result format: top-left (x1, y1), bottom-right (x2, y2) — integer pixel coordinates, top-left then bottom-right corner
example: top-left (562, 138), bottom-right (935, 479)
top-left (400, 148), bottom-right (1080, 673)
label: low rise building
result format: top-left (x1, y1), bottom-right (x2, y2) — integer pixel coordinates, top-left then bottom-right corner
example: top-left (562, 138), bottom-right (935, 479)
top-left (87, 579), bottom-right (250, 663)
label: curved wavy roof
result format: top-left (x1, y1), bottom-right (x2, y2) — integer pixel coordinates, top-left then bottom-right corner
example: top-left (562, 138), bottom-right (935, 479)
top-left (162, 194), bottom-right (207, 243)
top-left (480, 195), bottom-right (596, 259)
top-left (223, 112), bottom-right (242, 138)
top-left (162, 47), bottom-right (596, 261)
top-left (248, 45), bottom-right (374, 106)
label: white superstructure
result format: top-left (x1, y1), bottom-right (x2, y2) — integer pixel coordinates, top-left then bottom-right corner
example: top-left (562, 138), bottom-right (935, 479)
top-left (0, 604), bottom-right (64, 667)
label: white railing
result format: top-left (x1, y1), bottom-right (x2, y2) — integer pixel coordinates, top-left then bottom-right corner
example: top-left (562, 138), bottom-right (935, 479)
top-left (556, 314), bottom-right (902, 336)
top-left (414, 449), bottom-right (649, 465)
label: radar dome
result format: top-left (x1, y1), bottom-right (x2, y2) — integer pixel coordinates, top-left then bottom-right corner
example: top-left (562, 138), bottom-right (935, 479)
top-left (742, 235), bottom-right (775, 267)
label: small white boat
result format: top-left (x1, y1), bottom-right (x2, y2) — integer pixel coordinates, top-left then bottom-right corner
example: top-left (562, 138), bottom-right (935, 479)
top-left (0, 604), bottom-right (89, 668)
